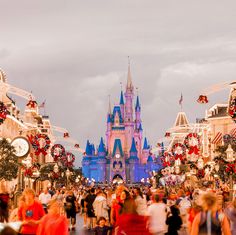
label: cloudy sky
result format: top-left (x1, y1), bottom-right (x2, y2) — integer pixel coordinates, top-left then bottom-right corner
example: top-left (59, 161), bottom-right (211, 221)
top-left (1, 0), bottom-right (236, 166)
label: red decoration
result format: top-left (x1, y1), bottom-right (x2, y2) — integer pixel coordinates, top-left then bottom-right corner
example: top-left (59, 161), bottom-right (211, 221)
top-left (228, 97), bottom-right (236, 123)
top-left (24, 168), bottom-right (33, 177)
top-left (0, 102), bottom-right (8, 124)
top-left (74, 144), bottom-right (80, 149)
top-left (225, 163), bottom-right (236, 174)
top-left (196, 169), bottom-right (205, 178)
top-left (161, 152), bottom-right (174, 167)
top-left (197, 95), bottom-right (209, 104)
top-left (61, 152), bottom-right (75, 168)
top-left (63, 132), bottom-right (70, 138)
top-left (165, 132), bottom-right (171, 137)
top-left (26, 100), bottom-right (37, 109)
top-left (184, 133), bottom-right (200, 155)
top-left (31, 134), bottom-right (51, 156)
top-left (51, 144), bottom-right (65, 161)
top-left (171, 143), bottom-right (186, 161)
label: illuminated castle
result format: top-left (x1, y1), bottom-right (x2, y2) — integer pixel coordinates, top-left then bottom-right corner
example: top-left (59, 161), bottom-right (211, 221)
top-left (82, 64), bottom-right (161, 183)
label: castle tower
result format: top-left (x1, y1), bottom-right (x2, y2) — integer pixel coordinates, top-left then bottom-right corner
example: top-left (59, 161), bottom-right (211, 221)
top-left (134, 95), bottom-right (143, 159)
top-left (97, 137), bottom-right (106, 182)
top-left (141, 137), bottom-right (150, 164)
top-left (120, 90), bottom-right (125, 120)
top-left (124, 62), bottom-right (134, 154)
top-left (129, 137), bottom-right (139, 183)
top-left (106, 97), bottom-right (112, 153)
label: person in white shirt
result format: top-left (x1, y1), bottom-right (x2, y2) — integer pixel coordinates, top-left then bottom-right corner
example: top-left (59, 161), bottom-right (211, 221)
top-left (39, 188), bottom-right (51, 213)
top-left (147, 194), bottom-right (167, 235)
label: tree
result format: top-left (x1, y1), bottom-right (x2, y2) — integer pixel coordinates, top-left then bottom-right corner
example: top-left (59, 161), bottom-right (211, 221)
top-left (0, 138), bottom-right (19, 181)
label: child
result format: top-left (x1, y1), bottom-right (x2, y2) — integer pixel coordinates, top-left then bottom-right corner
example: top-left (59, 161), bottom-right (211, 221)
top-left (166, 205), bottom-right (182, 235)
top-left (93, 217), bottom-right (112, 235)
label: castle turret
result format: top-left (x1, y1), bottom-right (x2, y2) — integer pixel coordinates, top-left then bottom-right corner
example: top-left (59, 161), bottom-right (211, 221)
top-left (120, 90), bottom-right (125, 120)
top-left (141, 137), bottom-right (150, 164)
top-left (106, 97), bottom-right (112, 152)
top-left (129, 137), bottom-right (139, 183)
top-left (97, 137), bottom-right (106, 182)
top-left (82, 140), bottom-right (92, 179)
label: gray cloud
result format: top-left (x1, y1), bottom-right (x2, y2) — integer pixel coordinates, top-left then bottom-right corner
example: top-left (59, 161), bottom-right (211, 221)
top-left (1, 0), bottom-right (236, 166)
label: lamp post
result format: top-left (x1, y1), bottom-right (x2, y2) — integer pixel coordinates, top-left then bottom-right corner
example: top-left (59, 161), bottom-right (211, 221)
top-left (226, 144), bottom-right (235, 199)
top-left (66, 168), bottom-right (71, 188)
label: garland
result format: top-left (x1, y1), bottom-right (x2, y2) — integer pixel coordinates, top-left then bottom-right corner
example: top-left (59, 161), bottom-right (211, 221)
top-left (61, 152), bottom-right (75, 168)
top-left (0, 102), bottom-right (8, 125)
top-left (184, 133), bottom-right (200, 155)
top-left (171, 143), bottom-right (186, 161)
top-left (51, 144), bottom-right (65, 161)
top-left (31, 134), bottom-right (51, 156)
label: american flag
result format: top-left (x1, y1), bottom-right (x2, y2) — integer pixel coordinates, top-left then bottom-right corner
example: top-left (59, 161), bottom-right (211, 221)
top-left (179, 93), bottom-right (183, 106)
top-left (38, 100), bottom-right (46, 108)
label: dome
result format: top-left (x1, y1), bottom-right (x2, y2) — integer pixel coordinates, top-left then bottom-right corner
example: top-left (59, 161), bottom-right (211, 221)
top-left (0, 69), bottom-right (7, 83)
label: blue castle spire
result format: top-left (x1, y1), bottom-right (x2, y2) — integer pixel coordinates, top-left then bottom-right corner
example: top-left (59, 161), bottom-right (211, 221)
top-left (135, 95), bottom-right (141, 111)
top-left (130, 137), bottom-right (137, 153)
top-left (85, 140), bottom-right (92, 155)
top-left (98, 137), bottom-right (106, 157)
top-left (143, 137), bottom-right (149, 150)
top-left (107, 114), bottom-right (112, 123)
top-left (147, 155), bottom-right (153, 162)
top-left (120, 90), bottom-right (124, 105)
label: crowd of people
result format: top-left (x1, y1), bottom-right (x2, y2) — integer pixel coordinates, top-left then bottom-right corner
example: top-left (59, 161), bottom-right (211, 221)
top-left (0, 182), bottom-right (235, 235)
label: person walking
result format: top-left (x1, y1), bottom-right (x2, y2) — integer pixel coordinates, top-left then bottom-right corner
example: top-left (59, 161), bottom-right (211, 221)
top-left (18, 188), bottom-right (45, 235)
top-left (38, 188), bottom-right (51, 214)
top-left (65, 190), bottom-right (77, 231)
top-left (84, 188), bottom-right (97, 229)
top-left (147, 194), bottom-right (168, 235)
top-left (37, 199), bottom-right (68, 235)
top-left (191, 192), bottom-right (231, 235)
top-left (93, 191), bottom-right (109, 221)
top-left (166, 205), bottom-right (182, 235)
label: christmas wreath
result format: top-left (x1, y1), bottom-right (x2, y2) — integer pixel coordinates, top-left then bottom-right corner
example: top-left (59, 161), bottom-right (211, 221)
top-left (51, 144), bottom-right (65, 161)
top-left (184, 133), bottom-right (200, 155)
top-left (61, 152), bottom-right (75, 168)
top-left (31, 134), bottom-right (51, 156)
top-left (0, 102), bottom-right (8, 124)
top-left (171, 143), bottom-right (186, 161)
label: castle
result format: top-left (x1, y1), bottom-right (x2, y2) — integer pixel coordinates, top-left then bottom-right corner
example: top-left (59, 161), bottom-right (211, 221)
top-left (82, 65), bottom-right (162, 183)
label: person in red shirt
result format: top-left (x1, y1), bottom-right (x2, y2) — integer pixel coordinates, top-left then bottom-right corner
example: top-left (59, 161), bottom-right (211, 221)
top-left (18, 188), bottom-right (45, 235)
top-left (37, 199), bottom-right (68, 235)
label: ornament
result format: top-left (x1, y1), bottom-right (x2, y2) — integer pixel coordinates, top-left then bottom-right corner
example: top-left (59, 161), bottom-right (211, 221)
top-left (172, 143), bottom-right (186, 161)
top-left (184, 133), bottom-right (200, 155)
top-left (31, 134), bottom-right (51, 156)
top-left (197, 95), bottom-right (208, 104)
top-left (0, 102), bottom-right (8, 125)
top-left (51, 144), bottom-right (65, 161)
top-left (225, 163), bottom-right (236, 174)
top-left (61, 152), bottom-right (75, 168)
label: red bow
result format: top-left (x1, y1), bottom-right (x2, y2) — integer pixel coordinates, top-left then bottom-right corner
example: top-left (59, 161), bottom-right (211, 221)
top-left (188, 146), bottom-right (199, 155)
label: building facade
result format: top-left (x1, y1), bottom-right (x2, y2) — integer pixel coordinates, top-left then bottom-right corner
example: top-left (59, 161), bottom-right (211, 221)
top-left (82, 66), bottom-right (161, 183)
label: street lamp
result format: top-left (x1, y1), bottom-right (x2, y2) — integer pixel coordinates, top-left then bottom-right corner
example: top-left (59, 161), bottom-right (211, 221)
top-left (226, 144), bottom-right (235, 199)
top-left (65, 168), bottom-right (71, 187)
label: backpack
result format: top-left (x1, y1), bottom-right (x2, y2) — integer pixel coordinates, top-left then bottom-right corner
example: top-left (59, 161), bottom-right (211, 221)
top-left (178, 197), bottom-right (191, 215)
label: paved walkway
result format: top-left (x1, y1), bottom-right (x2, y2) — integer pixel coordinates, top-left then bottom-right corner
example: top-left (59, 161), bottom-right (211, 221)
top-left (69, 214), bottom-right (93, 235)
